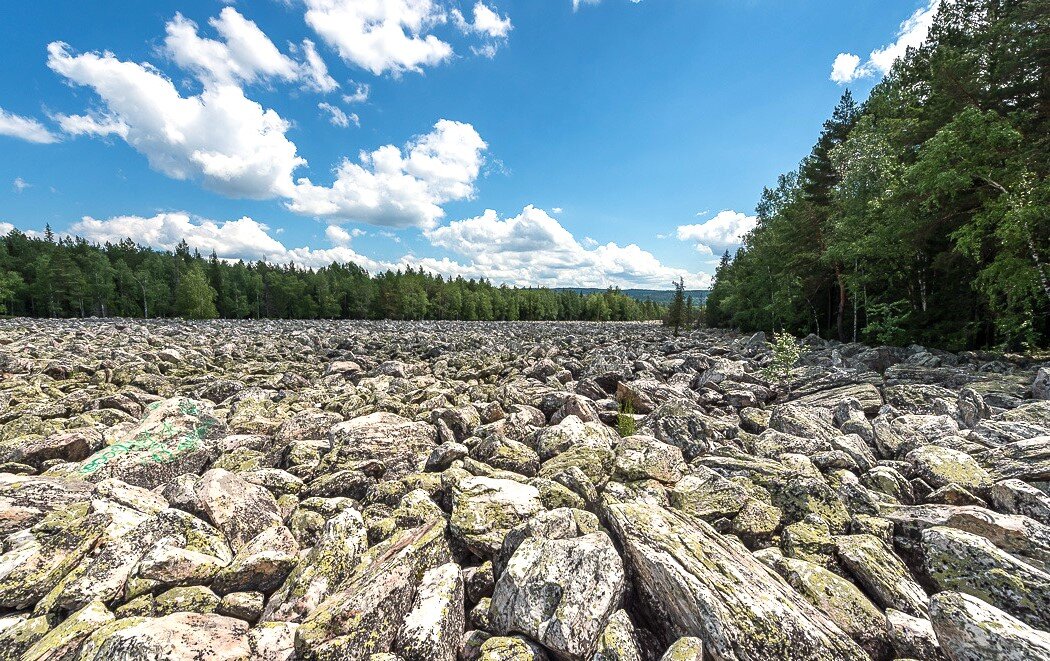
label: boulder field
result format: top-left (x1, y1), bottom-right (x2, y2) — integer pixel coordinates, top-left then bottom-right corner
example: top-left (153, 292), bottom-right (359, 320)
top-left (1, 318), bottom-right (1049, 660)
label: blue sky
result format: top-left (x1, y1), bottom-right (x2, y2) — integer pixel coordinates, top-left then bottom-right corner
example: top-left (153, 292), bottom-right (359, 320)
top-left (0, 0), bottom-right (938, 288)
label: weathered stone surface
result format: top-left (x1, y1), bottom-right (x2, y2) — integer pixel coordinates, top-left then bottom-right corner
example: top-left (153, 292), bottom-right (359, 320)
top-left (395, 562), bottom-right (464, 661)
top-left (264, 508), bottom-right (368, 622)
top-left (604, 502), bottom-right (868, 661)
top-left (491, 531), bottom-right (625, 659)
top-left (929, 591), bottom-right (1050, 661)
top-left (78, 612), bottom-right (250, 661)
top-left (294, 520), bottom-right (452, 660)
top-left (834, 533), bottom-right (929, 617)
top-left (451, 476), bottom-right (544, 557)
top-left (195, 468), bottom-right (283, 552)
top-left (3, 319), bottom-right (1048, 661)
top-left (922, 525), bottom-right (1050, 629)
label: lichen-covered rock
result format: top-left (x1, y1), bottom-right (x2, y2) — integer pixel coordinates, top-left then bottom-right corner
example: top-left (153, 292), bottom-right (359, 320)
top-left (264, 508), bottom-right (368, 623)
top-left (78, 612), bottom-right (250, 661)
top-left (884, 608), bottom-right (944, 661)
top-left (922, 525), bottom-right (1050, 630)
top-left (929, 591), bottom-right (1050, 661)
top-left (604, 502), bottom-right (869, 661)
top-left (76, 397), bottom-right (225, 489)
top-left (834, 533), bottom-right (929, 617)
top-left (395, 562), bottom-right (464, 661)
top-left (657, 637), bottom-right (704, 661)
top-left (668, 466), bottom-right (749, 520)
top-left (905, 445), bottom-right (991, 491)
top-left (491, 531), bottom-right (625, 659)
top-left (21, 599), bottom-right (113, 661)
top-left (451, 476), bottom-right (544, 557)
top-left (755, 549), bottom-right (891, 659)
top-left (195, 468), bottom-right (283, 552)
top-left (477, 635), bottom-right (551, 660)
top-left (989, 478), bottom-right (1050, 525)
top-left (613, 435), bottom-right (685, 484)
top-left (212, 526), bottom-right (299, 595)
top-left (324, 412), bottom-right (437, 480)
top-left (591, 609), bottom-right (642, 661)
top-left (294, 520), bottom-right (452, 661)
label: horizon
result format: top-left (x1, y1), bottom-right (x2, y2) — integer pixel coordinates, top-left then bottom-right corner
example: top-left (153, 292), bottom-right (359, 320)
top-left (2, 0), bottom-right (936, 289)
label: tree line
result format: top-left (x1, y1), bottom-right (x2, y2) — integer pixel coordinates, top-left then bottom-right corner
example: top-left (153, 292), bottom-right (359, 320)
top-left (706, 0), bottom-right (1048, 350)
top-left (0, 229), bottom-right (666, 322)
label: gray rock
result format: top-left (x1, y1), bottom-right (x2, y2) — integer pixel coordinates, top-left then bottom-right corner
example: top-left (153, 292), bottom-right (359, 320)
top-left (929, 591), bottom-right (1050, 661)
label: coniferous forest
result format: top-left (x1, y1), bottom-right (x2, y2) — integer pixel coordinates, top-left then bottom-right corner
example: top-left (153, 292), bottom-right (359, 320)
top-left (706, 0), bottom-right (1048, 350)
top-left (0, 230), bottom-right (665, 322)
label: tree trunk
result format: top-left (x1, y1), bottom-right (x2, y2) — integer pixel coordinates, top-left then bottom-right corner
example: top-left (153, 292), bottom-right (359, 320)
top-left (835, 264), bottom-right (846, 341)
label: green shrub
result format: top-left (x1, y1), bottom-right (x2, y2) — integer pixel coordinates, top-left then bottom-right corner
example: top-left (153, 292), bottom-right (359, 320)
top-left (616, 400), bottom-right (637, 437)
top-left (762, 331), bottom-right (802, 386)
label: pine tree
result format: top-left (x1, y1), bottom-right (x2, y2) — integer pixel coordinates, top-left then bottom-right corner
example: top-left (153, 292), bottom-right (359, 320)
top-left (667, 277), bottom-right (686, 336)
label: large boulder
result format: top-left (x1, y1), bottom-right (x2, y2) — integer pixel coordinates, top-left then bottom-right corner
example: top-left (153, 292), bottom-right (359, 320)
top-left (395, 562), bottom-right (464, 661)
top-left (923, 525), bottom-right (1050, 630)
top-left (603, 502), bottom-right (868, 661)
top-left (450, 477), bottom-right (544, 557)
top-left (294, 520), bottom-right (452, 660)
top-left (491, 531), bottom-right (625, 659)
top-left (264, 508), bottom-right (368, 622)
top-left (75, 397), bottom-right (225, 489)
top-left (77, 612), bottom-right (250, 661)
top-left (929, 591), bottom-right (1050, 661)
top-left (324, 412), bottom-right (437, 479)
top-left (195, 469), bottom-right (283, 552)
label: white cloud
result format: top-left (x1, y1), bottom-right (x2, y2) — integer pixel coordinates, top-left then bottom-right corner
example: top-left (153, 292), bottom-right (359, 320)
top-left (831, 0), bottom-right (941, 83)
top-left (318, 102), bottom-right (359, 128)
top-left (49, 22), bottom-right (486, 228)
top-left (70, 213), bottom-right (288, 260)
top-left (288, 119), bottom-right (487, 228)
top-left (676, 210), bottom-right (757, 254)
top-left (0, 222), bottom-right (14, 235)
top-left (551, 207), bottom-right (563, 214)
top-left (453, 2), bottom-right (512, 57)
top-left (303, 0), bottom-right (453, 76)
top-left (54, 112), bottom-right (129, 138)
top-left (48, 41), bottom-right (305, 200)
top-left (342, 82), bottom-right (370, 104)
top-left (297, 39), bottom-right (339, 93)
top-left (325, 224), bottom-right (352, 244)
top-left (163, 8), bottom-right (299, 86)
top-left (67, 211), bottom-right (391, 271)
top-left (13, 178), bottom-right (31, 193)
top-left (0, 107), bottom-right (59, 144)
top-left (425, 205), bottom-right (710, 288)
top-left (452, 2), bottom-right (512, 57)
top-left (830, 53), bottom-right (862, 84)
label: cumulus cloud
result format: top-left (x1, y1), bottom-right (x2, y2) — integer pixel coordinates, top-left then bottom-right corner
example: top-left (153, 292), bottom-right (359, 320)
top-left (318, 102), bottom-right (359, 128)
top-left (342, 82), bottom-right (370, 104)
top-left (288, 119), bottom-right (487, 228)
top-left (675, 210), bottom-right (757, 254)
top-left (831, 0), bottom-right (942, 83)
top-left (452, 2), bottom-right (511, 56)
top-left (47, 18), bottom-right (487, 228)
top-left (13, 178), bottom-right (31, 193)
top-left (425, 205), bottom-right (710, 288)
top-left (163, 8), bottom-right (299, 86)
top-left (54, 111), bottom-right (129, 138)
top-left (0, 107), bottom-right (59, 144)
top-left (325, 224), bottom-right (352, 245)
top-left (67, 211), bottom-right (392, 272)
top-left (48, 41), bottom-right (305, 200)
top-left (0, 222), bottom-right (14, 235)
top-left (303, 0), bottom-right (453, 76)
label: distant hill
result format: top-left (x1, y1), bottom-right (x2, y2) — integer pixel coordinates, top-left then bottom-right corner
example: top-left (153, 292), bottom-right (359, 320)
top-left (554, 288), bottom-right (709, 305)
